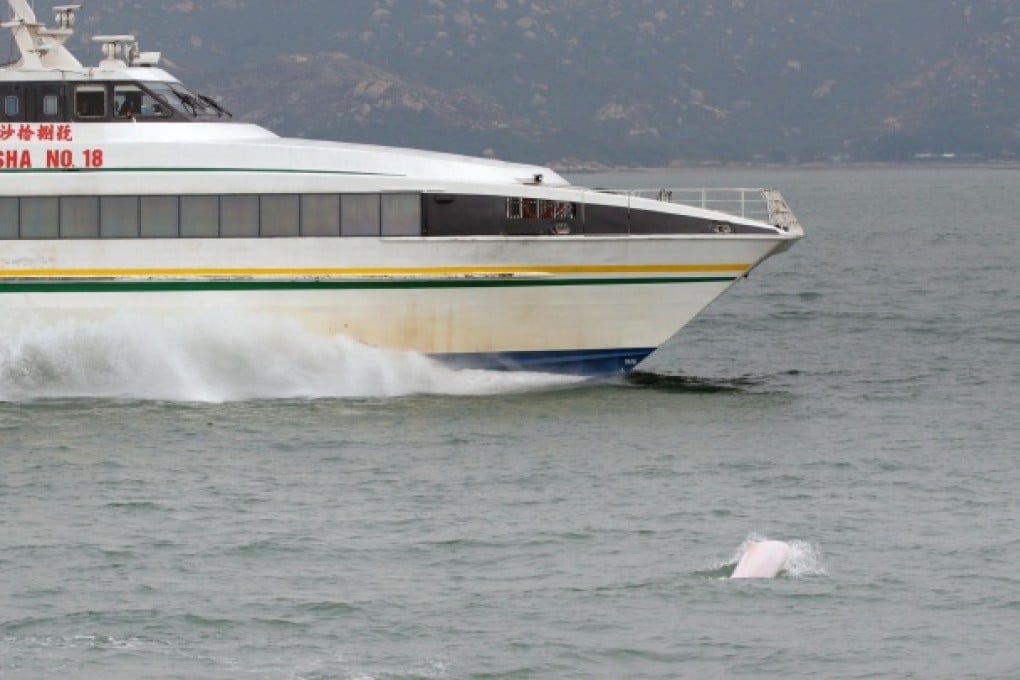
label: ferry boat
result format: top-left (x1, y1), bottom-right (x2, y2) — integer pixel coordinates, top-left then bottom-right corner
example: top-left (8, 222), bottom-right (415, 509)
top-left (0, 1), bottom-right (803, 376)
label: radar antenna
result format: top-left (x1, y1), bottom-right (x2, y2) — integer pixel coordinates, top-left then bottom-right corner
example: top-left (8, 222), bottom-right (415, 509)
top-left (92, 34), bottom-right (161, 68)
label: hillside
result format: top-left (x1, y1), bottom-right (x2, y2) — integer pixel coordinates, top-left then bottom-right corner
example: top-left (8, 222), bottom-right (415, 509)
top-left (40, 0), bottom-right (1020, 166)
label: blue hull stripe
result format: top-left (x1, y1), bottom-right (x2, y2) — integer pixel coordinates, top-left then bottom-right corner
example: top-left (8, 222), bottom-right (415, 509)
top-left (429, 348), bottom-right (656, 376)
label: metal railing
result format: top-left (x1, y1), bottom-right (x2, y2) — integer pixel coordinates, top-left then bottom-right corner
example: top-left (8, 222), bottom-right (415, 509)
top-left (593, 187), bottom-right (801, 232)
top-left (597, 187), bottom-right (767, 219)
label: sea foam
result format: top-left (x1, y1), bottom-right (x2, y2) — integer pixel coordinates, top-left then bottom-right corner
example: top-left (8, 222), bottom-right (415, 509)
top-left (0, 312), bottom-right (584, 402)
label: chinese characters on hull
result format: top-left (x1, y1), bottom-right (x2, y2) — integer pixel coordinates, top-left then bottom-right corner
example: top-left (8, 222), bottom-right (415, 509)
top-left (0, 123), bottom-right (74, 143)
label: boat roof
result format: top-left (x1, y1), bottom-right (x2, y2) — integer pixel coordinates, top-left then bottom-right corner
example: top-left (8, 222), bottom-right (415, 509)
top-left (0, 66), bottom-right (181, 83)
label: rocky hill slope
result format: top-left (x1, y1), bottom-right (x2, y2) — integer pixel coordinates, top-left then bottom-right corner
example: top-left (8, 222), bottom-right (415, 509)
top-left (42, 0), bottom-right (1020, 166)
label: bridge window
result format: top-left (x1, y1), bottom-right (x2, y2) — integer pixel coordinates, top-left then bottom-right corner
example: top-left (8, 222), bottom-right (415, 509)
top-left (114, 85), bottom-right (140, 119)
top-left (4, 95), bottom-right (19, 117)
top-left (42, 95), bottom-right (59, 117)
top-left (75, 85), bottom-right (107, 119)
top-left (114, 84), bottom-right (170, 119)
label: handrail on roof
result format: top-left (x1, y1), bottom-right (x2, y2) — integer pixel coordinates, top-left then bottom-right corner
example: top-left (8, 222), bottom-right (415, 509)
top-left (594, 187), bottom-right (802, 232)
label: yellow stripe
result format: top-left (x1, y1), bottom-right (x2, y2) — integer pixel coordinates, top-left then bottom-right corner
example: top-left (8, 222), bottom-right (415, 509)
top-left (0, 263), bottom-right (749, 279)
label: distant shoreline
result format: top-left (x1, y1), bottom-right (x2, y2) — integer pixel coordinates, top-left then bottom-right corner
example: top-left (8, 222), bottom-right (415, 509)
top-left (557, 160), bottom-right (1020, 174)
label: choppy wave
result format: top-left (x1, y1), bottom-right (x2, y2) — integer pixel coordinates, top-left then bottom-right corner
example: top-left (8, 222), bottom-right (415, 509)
top-left (0, 312), bottom-right (583, 402)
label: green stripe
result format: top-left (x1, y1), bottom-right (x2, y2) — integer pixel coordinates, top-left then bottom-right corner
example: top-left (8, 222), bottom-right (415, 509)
top-left (0, 276), bottom-right (735, 293)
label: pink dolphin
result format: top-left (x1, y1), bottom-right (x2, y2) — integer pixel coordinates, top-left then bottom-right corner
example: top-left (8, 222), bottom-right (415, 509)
top-left (730, 540), bottom-right (792, 579)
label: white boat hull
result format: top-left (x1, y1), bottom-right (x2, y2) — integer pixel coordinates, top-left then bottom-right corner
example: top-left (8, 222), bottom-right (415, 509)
top-left (0, 1), bottom-right (805, 377)
top-left (0, 234), bottom-right (785, 374)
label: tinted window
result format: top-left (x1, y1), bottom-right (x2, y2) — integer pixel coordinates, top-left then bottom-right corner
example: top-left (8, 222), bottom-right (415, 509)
top-left (220, 194), bottom-right (259, 237)
top-left (60, 196), bottom-right (100, 238)
top-left (75, 85), bottom-right (106, 119)
top-left (381, 194), bottom-right (421, 236)
top-left (180, 195), bottom-right (219, 238)
top-left (20, 198), bottom-right (59, 239)
top-left (101, 196), bottom-right (139, 238)
top-left (260, 194), bottom-right (299, 237)
top-left (43, 95), bottom-right (59, 117)
top-left (0, 192), bottom-right (425, 240)
top-left (114, 84), bottom-right (170, 119)
top-left (341, 194), bottom-right (380, 236)
top-left (0, 197), bottom-right (18, 238)
top-left (140, 196), bottom-right (179, 238)
top-left (300, 194), bottom-right (340, 236)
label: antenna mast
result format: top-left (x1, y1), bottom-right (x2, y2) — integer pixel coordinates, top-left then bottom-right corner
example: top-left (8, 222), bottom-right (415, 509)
top-left (2, 0), bottom-right (83, 69)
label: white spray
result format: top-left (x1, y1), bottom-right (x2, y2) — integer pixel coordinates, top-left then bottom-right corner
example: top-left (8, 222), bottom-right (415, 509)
top-left (0, 312), bottom-right (584, 402)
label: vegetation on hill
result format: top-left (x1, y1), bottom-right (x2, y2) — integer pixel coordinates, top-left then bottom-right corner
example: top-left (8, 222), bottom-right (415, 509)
top-left (49, 0), bottom-right (1020, 165)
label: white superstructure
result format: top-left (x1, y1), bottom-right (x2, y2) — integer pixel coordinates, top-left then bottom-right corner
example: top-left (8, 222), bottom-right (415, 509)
top-left (0, 1), bottom-right (803, 375)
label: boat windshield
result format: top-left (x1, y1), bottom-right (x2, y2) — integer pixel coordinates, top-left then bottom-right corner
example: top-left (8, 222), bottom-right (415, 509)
top-left (144, 82), bottom-right (232, 119)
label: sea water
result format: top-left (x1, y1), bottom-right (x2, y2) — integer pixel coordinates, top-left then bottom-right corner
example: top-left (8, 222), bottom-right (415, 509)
top-left (1, 167), bottom-right (1018, 679)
